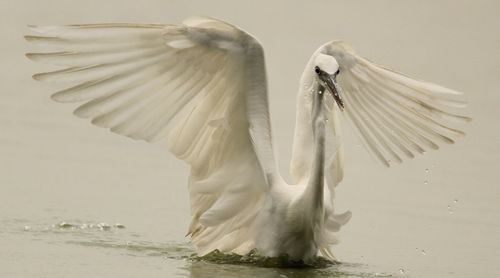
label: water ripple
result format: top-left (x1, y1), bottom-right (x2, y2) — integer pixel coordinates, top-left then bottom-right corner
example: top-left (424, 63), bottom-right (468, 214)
top-left (4, 218), bottom-right (394, 277)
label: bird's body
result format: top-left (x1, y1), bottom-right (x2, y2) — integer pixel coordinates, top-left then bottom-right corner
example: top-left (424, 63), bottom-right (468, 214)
top-left (26, 16), bottom-right (469, 262)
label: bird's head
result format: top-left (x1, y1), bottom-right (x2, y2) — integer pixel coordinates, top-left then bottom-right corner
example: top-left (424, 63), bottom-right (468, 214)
top-left (313, 54), bottom-right (344, 110)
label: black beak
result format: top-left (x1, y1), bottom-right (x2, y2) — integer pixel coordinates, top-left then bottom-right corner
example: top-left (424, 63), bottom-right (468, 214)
top-left (324, 73), bottom-right (345, 110)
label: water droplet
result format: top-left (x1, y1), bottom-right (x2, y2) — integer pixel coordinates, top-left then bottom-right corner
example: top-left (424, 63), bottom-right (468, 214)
top-left (447, 205), bottom-right (454, 214)
top-left (58, 221), bottom-right (74, 229)
top-left (421, 249), bottom-right (426, 255)
top-left (115, 223), bottom-right (125, 229)
top-left (399, 268), bottom-right (405, 274)
top-left (425, 168), bottom-right (429, 173)
top-left (453, 199), bottom-right (458, 204)
top-left (98, 222), bottom-right (111, 230)
top-left (318, 91), bottom-right (323, 95)
top-left (424, 180), bottom-right (428, 185)
top-left (23, 225), bottom-right (31, 231)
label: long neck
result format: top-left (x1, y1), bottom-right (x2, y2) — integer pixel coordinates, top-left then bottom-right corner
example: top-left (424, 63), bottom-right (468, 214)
top-left (303, 86), bottom-right (326, 219)
top-left (290, 49), bottom-right (327, 184)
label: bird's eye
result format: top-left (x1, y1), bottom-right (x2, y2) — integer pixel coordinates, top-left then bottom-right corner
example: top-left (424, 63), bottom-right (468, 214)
top-left (314, 66), bottom-right (320, 74)
top-left (335, 69), bottom-right (340, 75)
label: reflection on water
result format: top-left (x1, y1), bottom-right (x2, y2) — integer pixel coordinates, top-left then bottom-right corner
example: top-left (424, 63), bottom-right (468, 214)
top-left (193, 249), bottom-right (338, 268)
top-left (4, 218), bottom-right (394, 278)
top-left (187, 260), bottom-right (391, 278)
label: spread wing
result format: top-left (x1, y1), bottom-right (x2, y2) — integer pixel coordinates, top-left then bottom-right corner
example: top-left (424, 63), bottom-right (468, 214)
top-left (26, 16), bottom-right (280, 255)
top-left (326, 41), bottom-right (470, 167)
top-left (291, 40), bottom-right (470, 198)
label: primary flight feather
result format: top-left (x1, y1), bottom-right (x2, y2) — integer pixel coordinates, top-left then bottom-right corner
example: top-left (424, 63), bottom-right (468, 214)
top-left (26, 16), bottom-right (469, 262)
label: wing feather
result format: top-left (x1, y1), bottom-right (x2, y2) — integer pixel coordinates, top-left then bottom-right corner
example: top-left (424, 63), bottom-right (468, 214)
top-left (325, 41), bottom-right (470, 166)
top-left (290, 40), bottom-right (469, 201)
top-left (26, 17), bottom-right (279, 255)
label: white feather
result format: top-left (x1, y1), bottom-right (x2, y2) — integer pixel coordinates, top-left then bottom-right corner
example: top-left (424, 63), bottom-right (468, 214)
top-left (293, 40), bottom-right (471, 168)
top-left (27, 18), bottom-right (469, 262)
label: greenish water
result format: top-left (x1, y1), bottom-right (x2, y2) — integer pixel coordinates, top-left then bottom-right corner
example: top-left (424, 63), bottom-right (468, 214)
top-left (2, 218), bottom-right (393, 277)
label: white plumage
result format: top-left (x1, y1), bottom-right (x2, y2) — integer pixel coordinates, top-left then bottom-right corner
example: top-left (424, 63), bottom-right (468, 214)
top-left (26, 16), bottom-right (469, 262)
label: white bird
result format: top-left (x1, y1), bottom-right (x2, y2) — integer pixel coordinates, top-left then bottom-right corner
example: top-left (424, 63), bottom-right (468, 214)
top-left (26, 16), bottom-right (470, 262)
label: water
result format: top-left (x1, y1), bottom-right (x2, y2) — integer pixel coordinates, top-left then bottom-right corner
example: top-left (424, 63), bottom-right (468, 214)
top-left (1, 218), bottom-right (390, 277)
top-left (2, 0), bottom-right (500, 277)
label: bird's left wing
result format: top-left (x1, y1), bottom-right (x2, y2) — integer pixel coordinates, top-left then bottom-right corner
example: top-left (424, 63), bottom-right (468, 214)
top-left (26, 17), bottom-right (279, 255)
top-left (324, 41), bottom-right (471, 167)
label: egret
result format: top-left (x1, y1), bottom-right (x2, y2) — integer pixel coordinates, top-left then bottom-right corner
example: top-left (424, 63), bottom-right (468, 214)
top-left (26, 16), bottom-right (469, 262)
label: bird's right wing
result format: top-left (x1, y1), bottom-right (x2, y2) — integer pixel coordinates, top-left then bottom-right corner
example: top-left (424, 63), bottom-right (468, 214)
top-left (26, 16), bottom-right (279, 255)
